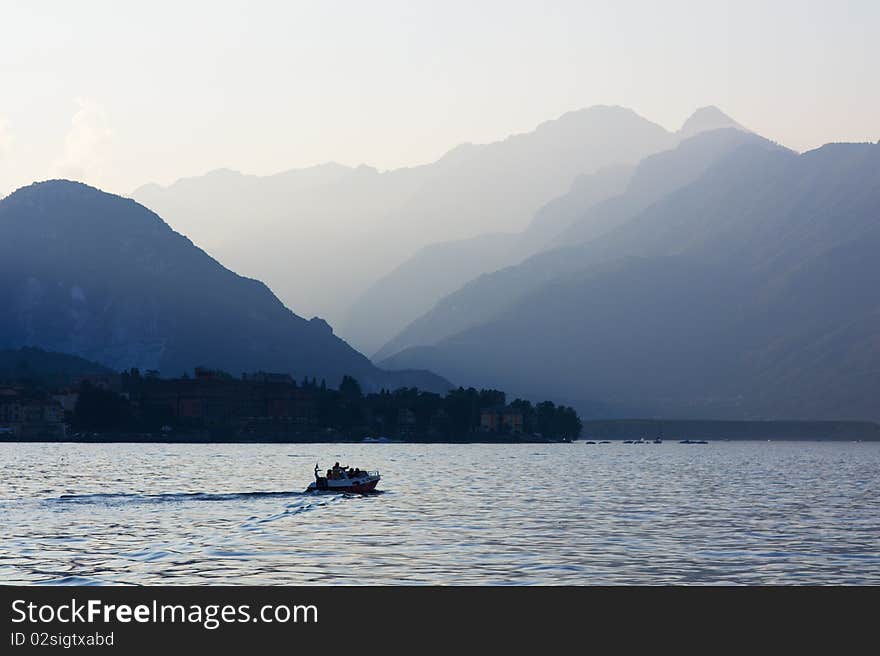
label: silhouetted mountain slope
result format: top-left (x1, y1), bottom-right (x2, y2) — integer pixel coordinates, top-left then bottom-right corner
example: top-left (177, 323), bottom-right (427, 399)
top-left (350, 108), bottom-right (750, 355)
top-left (133, 105), bottom-right (674, 351)
top-left (376, 128), bottom-right (779, 360)
top-left (382, 255), bottom-right (751, 414)
top-left (350, 232), bottom-right (520, 358)
top-left (379, 142), bottom-right (880, 420)
top-left (0, 181), bottom-right (450, 392)
top-left (356, 165), bottom-right (634, 359)
top-left (514, 165), bottom-right (635, 252)
top-left (550, 127), bottom-right (771, 247)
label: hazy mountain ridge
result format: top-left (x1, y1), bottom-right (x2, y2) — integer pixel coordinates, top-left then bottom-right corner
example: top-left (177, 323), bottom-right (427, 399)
top-left (359, 108), bottom-right (748, 356)
top-left (378, 141), bottom-right (880, 420)
top-left (354, 165), bottom-right (635, 357)
top-left (132, 105), bottom-right (676, 351)
top-left (375, 126), bottom-right (774, 360)
top-left (0, 181), bottom-right (450, 393)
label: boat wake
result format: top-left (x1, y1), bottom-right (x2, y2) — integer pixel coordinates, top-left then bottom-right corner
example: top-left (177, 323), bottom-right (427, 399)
top-left (49, 490), bottom-right (307, 505)
top-left (242, 495), bottom-right (347, 527)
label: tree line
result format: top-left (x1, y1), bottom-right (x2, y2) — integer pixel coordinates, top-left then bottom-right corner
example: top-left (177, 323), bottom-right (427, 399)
top-left (70, 372), bottom-right (582, 441)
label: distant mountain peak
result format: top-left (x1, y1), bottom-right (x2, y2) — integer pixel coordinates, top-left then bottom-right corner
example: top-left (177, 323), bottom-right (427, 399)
top-left (535, 105), bottom-right (660, 136)
top-left (679, 106), bottom-right (746, 138)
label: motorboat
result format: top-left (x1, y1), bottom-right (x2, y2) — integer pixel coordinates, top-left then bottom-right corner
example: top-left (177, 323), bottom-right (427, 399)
top-left (307, 463), bottom-right (380, 493)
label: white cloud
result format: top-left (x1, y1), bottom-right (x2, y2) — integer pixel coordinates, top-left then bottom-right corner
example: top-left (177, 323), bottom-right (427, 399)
top-left (51, 98), bottom-right (114, 184)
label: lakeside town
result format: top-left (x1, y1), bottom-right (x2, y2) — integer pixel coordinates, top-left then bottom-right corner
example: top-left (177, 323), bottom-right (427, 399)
top-left (4, 348), bottom-right (879, 443)
top-left (0, 364), bottom-right (582, 443)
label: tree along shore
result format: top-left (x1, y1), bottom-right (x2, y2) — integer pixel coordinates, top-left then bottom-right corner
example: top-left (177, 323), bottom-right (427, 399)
top-left (2, 368), bottom-right (582, 443)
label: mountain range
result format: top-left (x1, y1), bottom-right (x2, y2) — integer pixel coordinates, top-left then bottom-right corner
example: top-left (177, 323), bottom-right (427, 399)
top-left (378, 139), bottom-right (880, 420)
top-left (374, 126), bottom-right (771, 361)
top-left (6, 103), bottom-right (877, 422)
top-left (132, 105), bottom-right (679, 353)
top-left (351, 106), bottom-right (747, 355)
top-left (0, 181), bottom-right (449, 392)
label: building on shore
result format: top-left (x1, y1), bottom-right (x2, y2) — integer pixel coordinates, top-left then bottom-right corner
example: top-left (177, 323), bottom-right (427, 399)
top-left (480, 405), bottom-right (524, 435)
top-left (123, 369), bottom-right (317, 428)
top-left (0, 386), bottom-right (67, 438)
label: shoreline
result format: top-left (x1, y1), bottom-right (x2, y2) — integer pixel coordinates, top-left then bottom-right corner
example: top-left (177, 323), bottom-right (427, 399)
top-left (4, 419), bottom-right (879, 444)
top-left (3, 437), bottom-right (879, 444)
top-left (1, 436), bottom-right (572, 444)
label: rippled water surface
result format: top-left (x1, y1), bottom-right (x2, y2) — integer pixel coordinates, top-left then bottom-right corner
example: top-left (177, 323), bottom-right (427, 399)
top-left (1, 442), bottom-right (878, 584)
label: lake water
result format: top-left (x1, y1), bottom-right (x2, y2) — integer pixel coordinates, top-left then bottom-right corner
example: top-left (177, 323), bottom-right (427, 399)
top-left (0, 441), bottom-right (878, 585)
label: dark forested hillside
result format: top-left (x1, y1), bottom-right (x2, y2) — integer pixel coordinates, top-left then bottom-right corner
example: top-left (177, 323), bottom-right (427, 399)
top-left (0, 181), bottom-right (449, 393)
top-left (0, 347), bottom-right (113, 388)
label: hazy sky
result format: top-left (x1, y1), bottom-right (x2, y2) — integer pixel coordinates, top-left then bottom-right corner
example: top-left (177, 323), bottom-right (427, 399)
top-left (1, 0), bottom-right (877, 197)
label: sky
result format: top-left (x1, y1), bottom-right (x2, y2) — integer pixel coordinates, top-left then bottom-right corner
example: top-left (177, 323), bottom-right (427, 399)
top-left (1, 0), bottom-right (877, 197)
